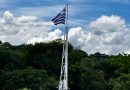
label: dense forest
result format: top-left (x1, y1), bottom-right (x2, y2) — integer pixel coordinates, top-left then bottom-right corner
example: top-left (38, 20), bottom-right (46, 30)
top-left (0, 39), bottom-right (130, 90)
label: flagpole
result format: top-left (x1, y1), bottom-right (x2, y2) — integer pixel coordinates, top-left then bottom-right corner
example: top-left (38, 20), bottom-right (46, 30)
top-left (65, 3), bottom-right (69, 90)
top-left (65, 0), bottom-right (69, 89)
top-left (57, 1), bottom-right (69, 90)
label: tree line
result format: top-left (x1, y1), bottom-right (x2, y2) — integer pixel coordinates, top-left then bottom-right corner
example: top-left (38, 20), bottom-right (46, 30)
top-left (0, 39), bottom-right (130, 90)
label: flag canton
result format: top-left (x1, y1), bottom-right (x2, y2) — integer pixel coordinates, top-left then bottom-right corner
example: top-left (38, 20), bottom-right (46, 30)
top-left (52, 7), bottom-right (66, 25)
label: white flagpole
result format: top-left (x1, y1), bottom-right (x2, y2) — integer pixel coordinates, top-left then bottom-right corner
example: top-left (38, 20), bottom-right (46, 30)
top-left (65, 0), bottom-right (69, 89)
top-left (58, 0), bottom-right (69, 90)
top-left (65, 3), bottom-right (69, 90)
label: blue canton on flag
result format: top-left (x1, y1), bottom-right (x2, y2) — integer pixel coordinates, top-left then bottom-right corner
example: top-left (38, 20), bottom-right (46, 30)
top-left (52, 7), bottom-right (66, 25)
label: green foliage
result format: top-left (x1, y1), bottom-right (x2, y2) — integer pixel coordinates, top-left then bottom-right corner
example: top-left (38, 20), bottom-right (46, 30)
top-left (108, 74), bottom-right (130, 90)
top-left (79, 58), bottom-right (107, 90)
top-left (0, 40), bottom-right (130, 90)
top-left (19, 87), bottom-right (31, 90)
top-left (108, 55), bottom-right (130, 75)
top-left (3, 67), bottom-right (57, 90)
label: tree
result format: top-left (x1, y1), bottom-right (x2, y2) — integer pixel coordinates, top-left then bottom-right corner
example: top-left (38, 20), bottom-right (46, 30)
top-left (3, 67), bottom-right (58, 90)
top-left (108, 74), bottom-right (130, 90)
top-left (69, 57), bottom-right (107, 90)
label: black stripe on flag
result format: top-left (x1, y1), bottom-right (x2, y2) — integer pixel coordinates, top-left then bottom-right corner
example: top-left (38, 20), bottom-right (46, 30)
top-left (52, 7), bottom-right (66, 25)
top-left (54, 19), bottom-right (65, 25)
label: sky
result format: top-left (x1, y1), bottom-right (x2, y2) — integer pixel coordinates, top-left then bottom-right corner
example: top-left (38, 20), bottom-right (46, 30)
top-left (0, 0), bottom-right (130, 54)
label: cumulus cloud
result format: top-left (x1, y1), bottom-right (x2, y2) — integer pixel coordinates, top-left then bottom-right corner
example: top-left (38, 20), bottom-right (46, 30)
top-left (17, 15), bottom-right (37, 23)
top-left (0, 11), bottom-right (130, 54)
top-left (0, 11), bottom-right (54, 45)
top-left (70, 15), bottom-right (130, 54)
top-left (43, 15), bottom-right (129, 54)
top-left (68, 27), bottom-right (87, 47)
top-left (27, 29), bottom-right (62, 44)
top-left (90, 15), bottom-right (126, 35)
top-left (3, 11), bottom-right (14, 23)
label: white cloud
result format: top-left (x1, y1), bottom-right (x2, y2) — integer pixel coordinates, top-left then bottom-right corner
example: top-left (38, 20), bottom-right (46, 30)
top-left (27, 37), bottom-right (45, 44)
top-left (68, 27), bottom-right (87, 47)
top-left (68, 15), bottom-right (130, 54)
top-left (89, 15), bottom-right (126, 35)
top-left (1, 11), bottom-right (130, 55)
top-left (17, 16), bottom-right (37, 23)
top-left (16, 5), bottom-right (65, 18)
top-left (48, 29), bottom-right (62, 40)
top-left (3, 11), bottom-right (14, 23)
top-left (27, 29), bottom-right (62, 44)
top-left (0, 11), bottom-right (54, 45)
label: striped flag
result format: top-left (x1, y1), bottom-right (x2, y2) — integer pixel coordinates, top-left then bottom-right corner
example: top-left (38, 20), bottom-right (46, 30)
top-left (52, 7), bottom-right (66, 25)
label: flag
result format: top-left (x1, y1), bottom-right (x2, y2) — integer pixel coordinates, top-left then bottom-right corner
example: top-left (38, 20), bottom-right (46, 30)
top-left (52, 7), bottom-right (66, 25)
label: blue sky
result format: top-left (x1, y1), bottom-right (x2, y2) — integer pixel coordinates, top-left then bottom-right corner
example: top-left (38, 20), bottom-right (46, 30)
top-left (0, 0), bottom-right (130, 27)
top-left (1, 0), bottom-right (130, 54)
